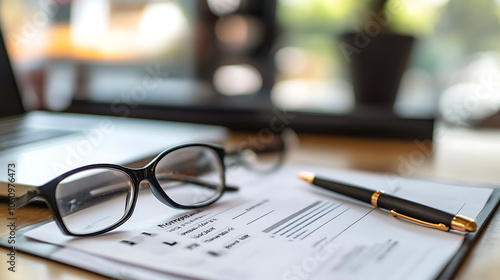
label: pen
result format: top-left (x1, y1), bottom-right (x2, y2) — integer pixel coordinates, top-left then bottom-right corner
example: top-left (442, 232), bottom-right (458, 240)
top-left (298, 171), bottom-right (477, 232)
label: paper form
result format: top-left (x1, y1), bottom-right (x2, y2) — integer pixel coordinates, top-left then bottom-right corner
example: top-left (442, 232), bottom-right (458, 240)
top-left (24, 165), bottom-right (493, 280)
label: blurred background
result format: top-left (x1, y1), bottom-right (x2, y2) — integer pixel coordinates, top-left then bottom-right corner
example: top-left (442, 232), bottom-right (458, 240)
top-left (2, 0), bottom-right (500, 139)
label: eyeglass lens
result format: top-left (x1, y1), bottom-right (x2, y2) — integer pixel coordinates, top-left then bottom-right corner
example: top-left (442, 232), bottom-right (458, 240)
top-left (55, 168), bottom-right (134, 235)
top-left (154, 146), bottom-right (224, 207)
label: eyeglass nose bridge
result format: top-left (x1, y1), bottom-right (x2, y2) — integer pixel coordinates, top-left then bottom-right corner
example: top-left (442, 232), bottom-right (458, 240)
top-left (134, 166), bottom-right (148, 181)
top-left (132, 166), bottom-right (179, 208)
top-left (147, 182), bottom-right (176, 208)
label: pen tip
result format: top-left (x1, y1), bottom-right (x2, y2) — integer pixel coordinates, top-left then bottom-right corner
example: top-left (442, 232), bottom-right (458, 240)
top-left (451, 215), bottom-right (477, 232)
top-left (298, 171), bottom-right (315, 184)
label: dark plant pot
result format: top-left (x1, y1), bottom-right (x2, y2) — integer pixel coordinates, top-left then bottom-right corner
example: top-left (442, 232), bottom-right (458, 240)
top-left (339, 32), bottom-right (415, 108)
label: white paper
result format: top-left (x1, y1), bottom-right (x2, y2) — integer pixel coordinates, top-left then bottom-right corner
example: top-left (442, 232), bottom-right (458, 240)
top-left (25, 165), bottom-right (493, 280)
top-left (51, 247), bottom-right (191, 280)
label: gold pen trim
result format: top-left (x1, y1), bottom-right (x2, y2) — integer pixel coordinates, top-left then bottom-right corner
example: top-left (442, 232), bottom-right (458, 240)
top-left (298, 172), bottom-right (315, 184)
top-left (371, 190), bottom-right (384, 208)
top-left (390, 210), bottom-right (450, 231)
top-left (451, 215), bottom-right (477, 232)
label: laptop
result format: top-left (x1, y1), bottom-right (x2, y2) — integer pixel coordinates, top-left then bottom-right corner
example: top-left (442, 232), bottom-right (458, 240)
top-left (0, 26), bottom-right (228, 198)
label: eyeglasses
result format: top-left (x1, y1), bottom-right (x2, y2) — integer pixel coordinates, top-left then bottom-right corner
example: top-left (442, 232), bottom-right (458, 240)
top-left (16, 144), bottom-right (235, 237)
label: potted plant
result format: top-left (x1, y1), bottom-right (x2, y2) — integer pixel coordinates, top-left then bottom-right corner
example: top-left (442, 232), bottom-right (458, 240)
top-left (339, 0), bottom-right (415, 109)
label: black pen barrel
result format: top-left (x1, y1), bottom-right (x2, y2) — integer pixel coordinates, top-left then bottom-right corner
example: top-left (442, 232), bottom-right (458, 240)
top-left (302, 173), bottom-right (474, 232)
top-left (313, 177), bottom-right (373, 204)
top-left (377, 193), bottom-right (455, 226)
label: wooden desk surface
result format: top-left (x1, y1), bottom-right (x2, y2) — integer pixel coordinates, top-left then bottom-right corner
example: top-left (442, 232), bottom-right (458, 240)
top-left (1, 125), bottom-right (500, 279)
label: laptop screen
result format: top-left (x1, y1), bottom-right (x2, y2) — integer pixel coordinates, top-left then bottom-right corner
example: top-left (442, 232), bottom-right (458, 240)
top-left (0, 27), bottom-right (25, 118)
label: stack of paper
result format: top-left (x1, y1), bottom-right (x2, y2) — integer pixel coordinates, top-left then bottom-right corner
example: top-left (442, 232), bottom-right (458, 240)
top-left (18, 165), bottom-right (495, 279)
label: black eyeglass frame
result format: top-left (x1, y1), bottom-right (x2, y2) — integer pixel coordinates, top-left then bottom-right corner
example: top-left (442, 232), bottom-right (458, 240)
top-left (15, 143), bottom-right (234, 237)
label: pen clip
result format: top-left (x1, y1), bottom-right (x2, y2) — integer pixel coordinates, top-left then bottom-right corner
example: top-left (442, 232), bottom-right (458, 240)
top-left (390, 210), bottom-right (450, 232)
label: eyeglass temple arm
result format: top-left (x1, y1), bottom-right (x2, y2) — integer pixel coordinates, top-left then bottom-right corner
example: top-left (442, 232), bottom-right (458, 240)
top-left (156, 174), bottom-right (238, 192)
top-left (225, 137), bottom-right (285, 157)
top-left (224, 185), bottom-right (239, 192)
top-left (15, 188), bottom-right (42, 209)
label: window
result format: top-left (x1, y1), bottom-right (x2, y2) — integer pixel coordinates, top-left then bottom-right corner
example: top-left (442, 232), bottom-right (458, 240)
top-left (3, 0), bottom-right (497, 138)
